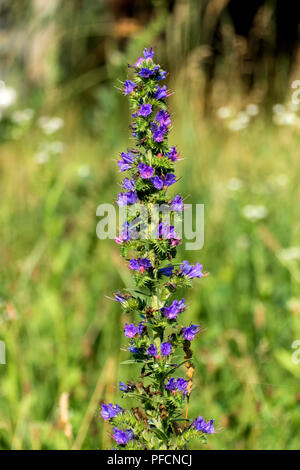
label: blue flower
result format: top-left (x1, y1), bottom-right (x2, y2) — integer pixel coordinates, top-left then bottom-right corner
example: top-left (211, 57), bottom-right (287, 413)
top-left (143, 47), bottom-right (154, 59)
top-left (138, 103), bottom-right (152, 117)
top-left (182, 324), bottom-right (200, 341)
top-left (119, 381), bottom-right (130, 392)
top-left (124, 80), bottom-right (136, 95)
top-left (151, 175), bottom-right (164, 190)
top-left (165, 377), bottom-right (188, 393)
top-left (124, 323), bottom-right (137, 338)
top-left (176, 378), bottom-right (188, 392)
top-left (138, 162), bottom-right (154, 179)
top-left (155, 110), bottom-right (171, 126)
top-left (129, 258), bottom-right (152, 272)
top-left (193, 417), bottom-right (215, 434)
top-left (161, 342), bottom-right (172, 356)
top-left (112, 427), bottom-right (134, 445)
top-left (117, 151), bottom-right (135, 171)
top-left (155, 85), bottom-right (167, 100)
top-left (170, 195), bottom-right (184, 211)
top-left (180, 261), bottom-right (203, 278)
top-left (147, 344), bottom-right (158, 356)
top-left (158, 265), bottom-right (174, 276)
top-left (101, 403), bottom-right (122, 421)
top-left (167, 146), bottom-right (178, 161)
top-left (117, 191), bottom-right (137, 206)
top-left (164, 173), bottom-right (177, 187)
top-left (165, 378), bottom-right (177, 391)
top-left (161, 299), bottom-right (186, 319)
top-left (123, 178), bottom-right (136, 191)
top-left (153, 124), bottom-right (167, 142)
top-left (139, 68), bottom-right (154, 78)
top-left (115, 291), bottom-right (125, 303)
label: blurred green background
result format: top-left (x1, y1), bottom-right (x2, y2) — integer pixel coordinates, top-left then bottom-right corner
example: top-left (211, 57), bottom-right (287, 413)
top-left (0, 0), bottom-right (300, 450)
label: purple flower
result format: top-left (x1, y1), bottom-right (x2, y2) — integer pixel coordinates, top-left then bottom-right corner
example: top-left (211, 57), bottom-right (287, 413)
top-left (180, 261), bottom-right (203, 278)
top-left (124, 322), bottom-right (143, 338)
top-left (138, 162), bottom-right (154, 179)
top-left (164, 173), bottom-right (177, 187)
top-left (151, 175), bottom-right (164, 190)
top-left (112, 427), bottom-right (134, 445)
top-left (139, 258), bottom-right (152, 269)
top-left (117, 191), bottom-right (137, 206)
top-left (129, 346), bottom-right (141, 354)
top-left (153, 124), bottom-right (167, 142)
top-left (115, 291), bottom-right (125, 303)
top-left (124, 80), bottom-right (136, 95)
top-left (166, 377), bottom-right (188, 393)
top-left (129, 258), bottom-right (152, 272)
top-left (165, 378), bottom-right (177, 391)
top-left (138, 103), bottom-right (152, 117)
top-left (170, 195), bottom-right (184, 211)
top-left (119, 382), bottom-right (132, 393)
top-left (193, 417), bottom-right (215, 435)
top-left (161, 299), bottom-right (186, 319)
top-left (119, 381), bottom-right (130, 392)
top-left (143, 47), bottom-right (154, 59)
top-left (157, 69), bottom-right (167, 81)
top-left (117, 222), bottom-right (135, 243)
top-left (161, 342), bottom-right (172, 356)
top-left (136, 322), bottom-right (144, 335)
top-left (155, 85), bottom-right (167, 100)
top-left (117, 151), bottom-right (135, 171)
top-left (139, 68), bottom-right (154, 78)
top-left (147, 344), bottom-right (158, 356)
top-left (157, 222), bottom-right (175, 239)
top-left (176, 378), bottom-right (188, 392)
top-left (129, 259), bottom-right (140, 271)
top-left (158, 265), bottom-right (174, 276)
top-left (135, 56), bottom-right (144, 67)
top-left (155, 110), bottom-right (171, 126)
top-left (167, 146), bottom-right (178, 161)
top-left (182, 324), bottom-right (200, 341)
top-left (151, 173), bottom-right (176, 190)
top-left (101, 403), bottom-right (122, 421)
top-left (123, 178), bottom-right (136, 191)
top-left (124, 323), bottom-right (137, 338)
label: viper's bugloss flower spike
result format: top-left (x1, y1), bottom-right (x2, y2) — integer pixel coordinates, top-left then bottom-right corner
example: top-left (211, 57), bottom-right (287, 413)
top-left (104, 47), bottom-right (216, 450)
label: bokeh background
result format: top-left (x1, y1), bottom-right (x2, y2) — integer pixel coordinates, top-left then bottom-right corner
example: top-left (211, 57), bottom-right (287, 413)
top-left (0, 0), bottom-right (300, 450)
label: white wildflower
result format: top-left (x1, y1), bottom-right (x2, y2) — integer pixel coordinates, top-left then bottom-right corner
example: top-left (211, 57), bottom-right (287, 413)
top-left (38, 116), bottom-right (64, 134)
top-left (242, 205), bottom-right (268, 222)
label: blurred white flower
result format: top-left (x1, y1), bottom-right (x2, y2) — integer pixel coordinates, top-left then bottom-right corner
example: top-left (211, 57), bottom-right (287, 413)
top-left (242, 205), bottom-right (268, 222)
top-left (49, 141), bottom-right (64, 154)
top-left (11, 108), bottom-right (34, 124)
top-left (34, 151), bottom-right (50, 164)
top-left (228, 112), bottom-right (250, 131)
top-left (272, 104), bottom-right (284, 115)
top-left (227, 177), bottom-right (244, 191)
top-left (0, 81), bottom-right (17, 110)
top-left (273, 111), bottom-right (297, 126)
top-left (245, 103), bottom-right (259, 116)
top-left (38, 116), bottom-right (64, 134)
top-left (216, 106), bottom-right (233, 119)
top-left (77, 165), bottom-right (90, 178)
top-left (275, 174), bottom-right (288, 187)
top-left (279, 247), bottom-right (300, 262)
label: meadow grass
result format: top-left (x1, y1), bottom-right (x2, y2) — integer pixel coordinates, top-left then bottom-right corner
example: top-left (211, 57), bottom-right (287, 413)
top-left (0, 92), bottom-right (300, 449)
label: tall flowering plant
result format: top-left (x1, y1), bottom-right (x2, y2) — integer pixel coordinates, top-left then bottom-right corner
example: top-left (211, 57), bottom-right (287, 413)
top-left (101, 48), bottom-right (215, 450)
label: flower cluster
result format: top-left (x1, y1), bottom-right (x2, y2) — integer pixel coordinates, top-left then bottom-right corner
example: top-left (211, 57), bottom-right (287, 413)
top-left (101, 47), bottom-right (215, 450)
